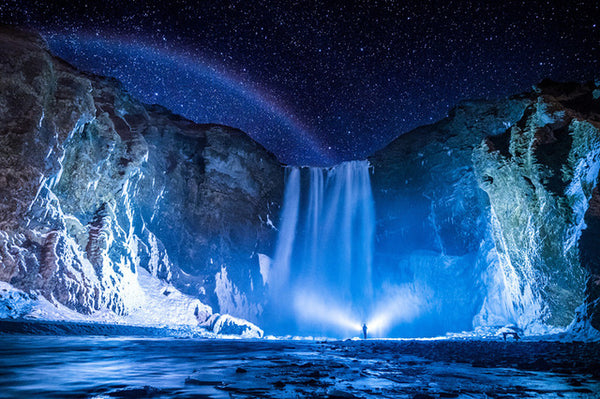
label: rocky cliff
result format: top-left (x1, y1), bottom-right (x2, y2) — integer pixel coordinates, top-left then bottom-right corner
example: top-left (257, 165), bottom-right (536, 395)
top-left (474, 80), bottom-right (600, 330)
top-left (2, 26), bottom-right (600, 338)
top-left (0, 26), bottom-right (283, 330)
top-left (370, 80), bottom-right (600, 334)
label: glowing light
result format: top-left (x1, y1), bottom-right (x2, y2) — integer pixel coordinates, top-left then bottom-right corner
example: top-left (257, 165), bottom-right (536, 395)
top-left (269, 162), bottom-right (375, 337)
top-left (293, 290), bottom-right (362, 334)
top-left (367, 284), bottom-right (426, 337)
top-left (292, 284), bottom-right (427, 338)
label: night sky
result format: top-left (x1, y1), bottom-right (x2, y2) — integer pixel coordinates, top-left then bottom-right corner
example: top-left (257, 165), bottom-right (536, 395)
top-left (1, 1), bottom-right (599, 165)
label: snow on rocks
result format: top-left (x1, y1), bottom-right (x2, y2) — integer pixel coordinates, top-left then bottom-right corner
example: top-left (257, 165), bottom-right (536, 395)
top-left (204, 313), bottom-right (264, 338)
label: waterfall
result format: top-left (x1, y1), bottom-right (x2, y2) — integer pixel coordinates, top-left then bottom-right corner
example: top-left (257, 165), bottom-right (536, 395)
top-left (267, 161), bottom-right (376, 336)
top-left (269, 167), bottom-right (300, 296)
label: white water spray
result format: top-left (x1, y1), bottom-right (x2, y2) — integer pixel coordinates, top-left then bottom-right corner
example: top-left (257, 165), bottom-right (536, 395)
top-left (268, 161), bottom-right (378, 336)
top-left (269, 168), bottom-right (300, 296)
top-left (267, 160), bottom-right (433, 337)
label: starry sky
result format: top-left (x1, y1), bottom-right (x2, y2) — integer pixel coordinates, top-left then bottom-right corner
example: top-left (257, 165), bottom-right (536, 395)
top-left (1, 0), bottom-right (599, 165)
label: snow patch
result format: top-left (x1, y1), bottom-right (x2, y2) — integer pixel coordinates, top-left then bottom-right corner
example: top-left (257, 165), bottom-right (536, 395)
top-left (214, 265), bottom-right (258, 321)
top-left (0, 269), bottom-right (212, 329)
top-left (257, 253), bottom-right (271, 285)
top-left (118, 268), bottom-right (211, 327)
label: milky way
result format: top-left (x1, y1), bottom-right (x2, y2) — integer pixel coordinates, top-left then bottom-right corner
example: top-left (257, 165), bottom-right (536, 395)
top-left (46, 34), bottom-right (331, 165)
top-left (1, 0), bottom-right (599, 165)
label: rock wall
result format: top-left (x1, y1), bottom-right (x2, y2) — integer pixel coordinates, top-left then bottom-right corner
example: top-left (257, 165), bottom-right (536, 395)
top-left (369, 94), bottom-right (532, 334)
top-left (370, 80), bottom-right (600, 333)
top-left (0, 27), bottom-right (284, 324)
top-left (2, 25), bottom-right (600, 336)
top-left (474, 80), bottom-right (600, 330)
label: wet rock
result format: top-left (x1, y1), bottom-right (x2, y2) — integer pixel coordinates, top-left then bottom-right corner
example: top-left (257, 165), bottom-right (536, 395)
top-left (567, 377), bottom-right (584, 387)
top-left (184, 377), bottom-right (222, 386)
top-left (105, 385), bottom-right (168, 398)
top-left (306, 370), bottom-right (324, 378)
top-left (328, 389), bottom-right (358, 398)
top-left (412, 394), bottom-right (435, 399)
top-left (438, 393), bottom-right (459, 398)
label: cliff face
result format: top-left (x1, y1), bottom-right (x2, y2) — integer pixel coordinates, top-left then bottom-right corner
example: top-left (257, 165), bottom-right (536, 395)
top-left (369, 95), bottom-right (532, 334)
top-left (0, 27), bottom-right (283, 325)
top-left (369, 97), bottom-right (529, 259)
top-left (3, 26), bottom-right (600, 337)
top-left (474, 81), bottom-right (600, 329)
top-left (370, 80), bottom-right (600, 333)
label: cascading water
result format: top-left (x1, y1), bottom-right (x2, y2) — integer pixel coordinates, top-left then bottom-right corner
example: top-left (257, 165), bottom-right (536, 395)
top-left (265, 159), bottom-right (569, 339)
top-left (266, 161), bottom-right (376, 337)
top-left (267, 160), bottom-right (480, 338)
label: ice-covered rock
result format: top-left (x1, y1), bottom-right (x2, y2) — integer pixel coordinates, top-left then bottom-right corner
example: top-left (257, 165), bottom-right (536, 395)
top-left (0, 26), bottom-right (283, 331)
top-left (0, 282), bottom-right (37, 319)
top-left (370, 79), bottom-right (600, 335)
top-left (474, 79), bottom-right (600, 330)
top-left (0, 269), bottom-right (212, 329)
top-left (204, 313), bottom-right (264, 338)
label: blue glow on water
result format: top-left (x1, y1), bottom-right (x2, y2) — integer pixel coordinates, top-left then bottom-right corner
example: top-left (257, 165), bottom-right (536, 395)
top-left (2, 335), bottom-right (597, 398)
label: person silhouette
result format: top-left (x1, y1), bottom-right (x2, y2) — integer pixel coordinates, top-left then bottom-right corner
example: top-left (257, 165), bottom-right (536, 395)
top-left (362, 323), bottom-right (368, 339)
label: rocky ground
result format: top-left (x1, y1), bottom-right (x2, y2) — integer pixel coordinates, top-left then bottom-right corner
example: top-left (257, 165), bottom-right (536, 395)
top-left (0, 335), bottom-right (598, 398)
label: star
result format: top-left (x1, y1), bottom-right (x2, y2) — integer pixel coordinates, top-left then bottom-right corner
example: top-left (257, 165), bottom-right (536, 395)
top-left (0, 0), bottom-right (598, 165)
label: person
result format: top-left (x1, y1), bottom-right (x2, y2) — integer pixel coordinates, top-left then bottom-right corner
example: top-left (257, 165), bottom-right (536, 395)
top-left (362, 323), bottom-right (368, 339)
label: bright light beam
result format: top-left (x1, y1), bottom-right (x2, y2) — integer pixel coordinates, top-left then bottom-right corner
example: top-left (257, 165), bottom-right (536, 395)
top-left (293, 284), bottom-right (430, 338)
top-left (367, 284), bottom-right (428, 337)
top-left (293, 290), bottom-right (362, 335)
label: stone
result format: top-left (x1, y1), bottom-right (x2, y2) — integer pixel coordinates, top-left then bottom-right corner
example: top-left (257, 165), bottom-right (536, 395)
top-left (370, 78), bottom-right (600, 332)
top-left (368, 93), bottom-right (531, 333)
top-left (474, 80), bottom-right (600, 328)
top-left (0, 26), bottom-right (284, 327)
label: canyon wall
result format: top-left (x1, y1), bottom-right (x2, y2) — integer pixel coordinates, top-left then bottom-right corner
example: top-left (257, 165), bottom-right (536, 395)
top-left (370, 80), bottom-right (600, 334)
top-left (2, 26), bottom-right (600, 336)
top-left (0, 27), bottom-right (283, 327)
